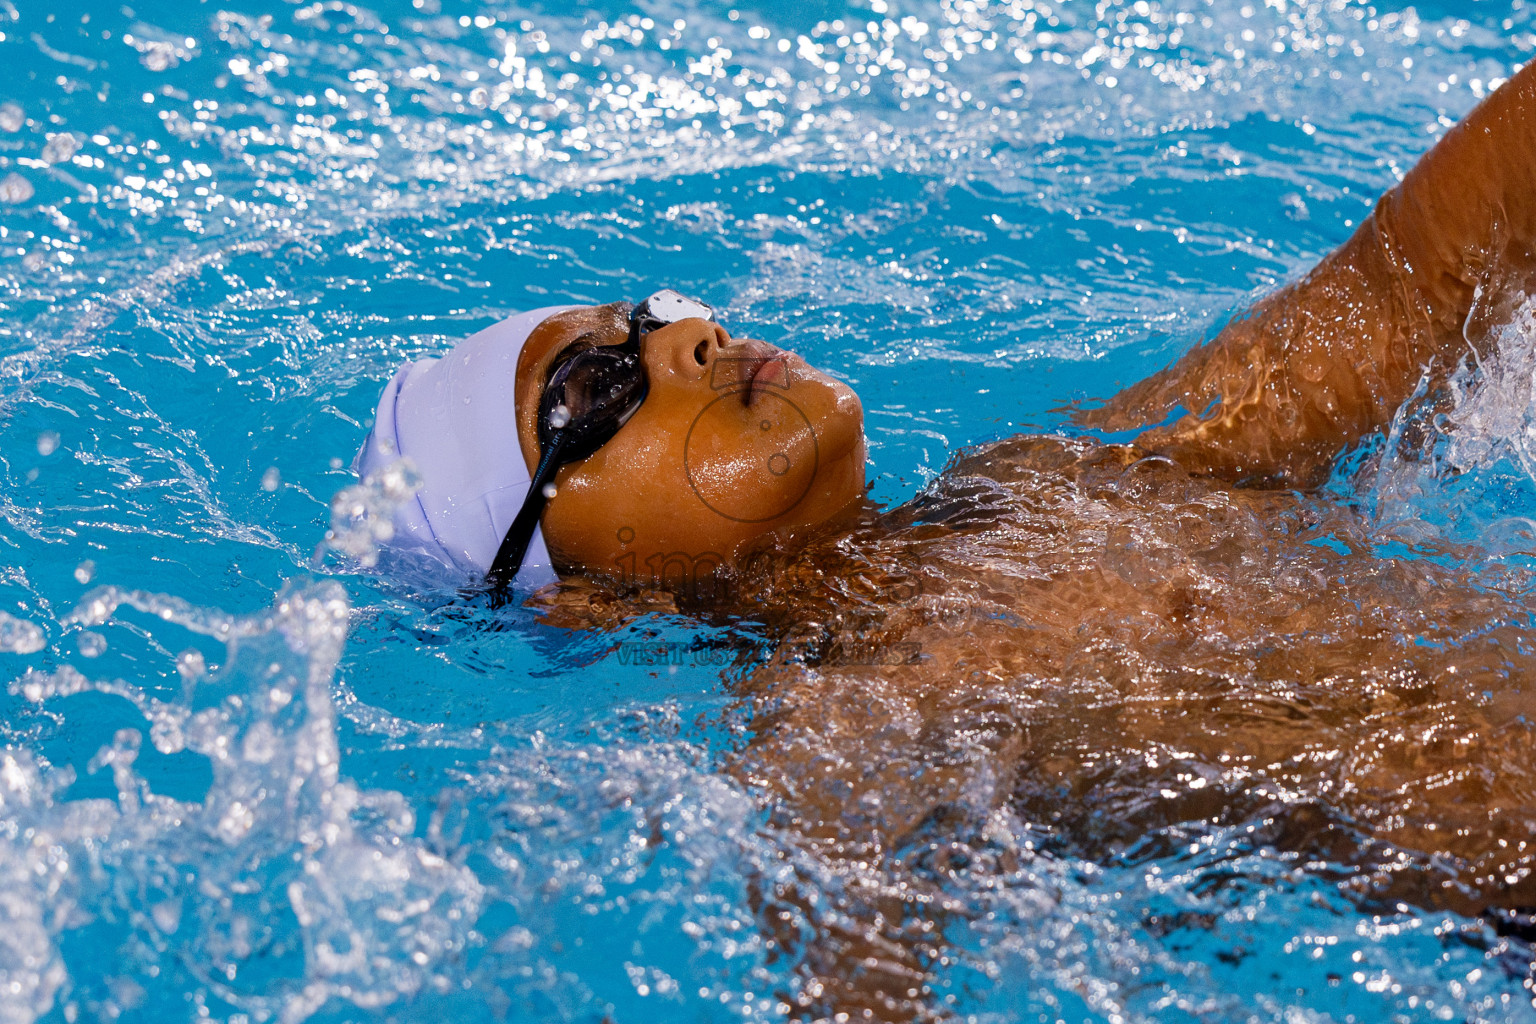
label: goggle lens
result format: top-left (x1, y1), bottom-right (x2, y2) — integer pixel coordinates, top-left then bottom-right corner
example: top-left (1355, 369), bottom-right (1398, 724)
top-left (538, 344), bottom-right (646, 459)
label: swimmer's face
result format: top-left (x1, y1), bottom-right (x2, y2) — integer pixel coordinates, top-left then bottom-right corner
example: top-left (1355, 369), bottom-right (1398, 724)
top-left (514, 303), bottom-right (866, 587)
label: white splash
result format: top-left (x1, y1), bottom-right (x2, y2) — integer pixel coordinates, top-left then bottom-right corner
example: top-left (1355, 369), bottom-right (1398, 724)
top-left (3, 582), bottom-right (483, 1023)
top-left (0, 611), bottom-right (44, 655)
top-left (1356, 294), bottom-right (1536, 556)
top-left (1437, 298), bottom-right (1536, 484)
top-left (313, 458), bottom-right (420, 569)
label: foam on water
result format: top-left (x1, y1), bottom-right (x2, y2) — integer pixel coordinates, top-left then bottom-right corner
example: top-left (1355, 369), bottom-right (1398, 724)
top-left (1341, 295), bottom-right (1536, 564)
top-left (4, 584), bottom-right (485, 1021)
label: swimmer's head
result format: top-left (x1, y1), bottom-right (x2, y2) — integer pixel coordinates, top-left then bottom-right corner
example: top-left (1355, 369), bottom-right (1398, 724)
top-left (512, 302), bottom-right (866, 587)
top-left (356, 298), bottom-right (865, 591)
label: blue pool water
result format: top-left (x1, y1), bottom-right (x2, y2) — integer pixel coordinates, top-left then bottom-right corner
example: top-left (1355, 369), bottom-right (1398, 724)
top-left (3, 0), bottom-right (1536, 1020)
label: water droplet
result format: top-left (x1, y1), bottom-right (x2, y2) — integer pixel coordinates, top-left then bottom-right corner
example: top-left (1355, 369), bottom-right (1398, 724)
top-left (261, 467), bottom-right (281, 491)
top-left (313, 457), bottom-right (421, 569)
top-left (542, 482), bottom-right (558, 499)
top-left (0, 173), bottom-right (33, 204)
top-left (0, 103), bottom-right (23, 132)
top-left (73, 560), bottom-right (95, 585)
top-left (140, 43), bottom-right (178, 72)
top-left (36, 431), bottom-right (59, 456)
top-left (41, 132), bottom-right (80, 165)
top-left (150, 898), bottom-right (181, 935)
top-left (176, 648), bottom-right (205, 683)
top-left (0, 610), bottom-right (44, 654)
top-left (77, 632), bottom-right (107, 658)
top-left (549, 404), bottom-right (571, 429)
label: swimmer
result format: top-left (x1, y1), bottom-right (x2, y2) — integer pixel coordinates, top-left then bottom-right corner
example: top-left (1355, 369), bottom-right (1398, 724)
top-left (356, 63), bottom-right (1536, 1022)
top-left (353, 291), bottom-right (866, 593)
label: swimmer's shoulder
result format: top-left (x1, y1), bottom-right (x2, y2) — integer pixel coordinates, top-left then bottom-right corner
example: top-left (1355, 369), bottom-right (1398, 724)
top-left (928, 431), bottom-right (1277, 519)
top-left (942, 433), bottom-right (1150, 488)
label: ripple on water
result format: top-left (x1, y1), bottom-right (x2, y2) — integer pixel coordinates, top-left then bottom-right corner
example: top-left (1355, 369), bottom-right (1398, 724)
top-left (0, 0), bottom-right (1535, 1021)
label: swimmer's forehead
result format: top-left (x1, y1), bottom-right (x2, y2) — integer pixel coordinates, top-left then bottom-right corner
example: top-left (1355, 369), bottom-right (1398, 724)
top-left (515, 303), bottom-right (629, 391)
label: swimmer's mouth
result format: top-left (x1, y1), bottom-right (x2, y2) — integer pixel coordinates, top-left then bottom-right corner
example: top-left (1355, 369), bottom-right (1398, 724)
top-left (728, 342), bottom-right (792, 407)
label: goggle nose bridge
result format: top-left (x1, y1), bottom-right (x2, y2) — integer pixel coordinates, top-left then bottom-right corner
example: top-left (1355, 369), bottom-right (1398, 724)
top-left (626, 289), bottom-right (717, 348)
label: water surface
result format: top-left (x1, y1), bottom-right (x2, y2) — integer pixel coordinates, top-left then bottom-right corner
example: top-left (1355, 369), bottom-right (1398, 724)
top-left (1, 0), bottom-right (1535, 1021)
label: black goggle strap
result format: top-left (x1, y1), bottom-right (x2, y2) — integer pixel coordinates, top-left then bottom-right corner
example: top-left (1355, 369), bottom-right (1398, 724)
top-left (485, 432), bottom-right (568, 591)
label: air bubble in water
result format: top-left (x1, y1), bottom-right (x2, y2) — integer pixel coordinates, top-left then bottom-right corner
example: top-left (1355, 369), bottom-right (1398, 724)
top-left (0, 173), bottom-right (33, 204)
top-left (0, 102), bottom-right (23, 132)
top-left (0, 610), bottom-right (44, 654)
top-left (77, 632), bottom-right (107, 658)
top-left (176, 648), bottom-right (206, 683)
top-left (40, 133), bottom-right (80, 165)
top-left (36, 431), bottom-right (58, 456)
top-left (74, 560), bottom-right (95, 585)
top-left (261, 467), bottom-right (281, 491)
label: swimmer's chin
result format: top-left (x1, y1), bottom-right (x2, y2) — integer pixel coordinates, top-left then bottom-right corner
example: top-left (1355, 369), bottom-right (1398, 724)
top-left (823, 428), bottom-right (865, 482)
top-left (806, 372), bottom-right (865, 467)
top-left (804, 434), bottom-right (869, 522)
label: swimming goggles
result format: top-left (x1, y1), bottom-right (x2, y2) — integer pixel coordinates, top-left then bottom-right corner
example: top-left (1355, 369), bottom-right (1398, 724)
top-left (486, 289), bottom-right (716, 588)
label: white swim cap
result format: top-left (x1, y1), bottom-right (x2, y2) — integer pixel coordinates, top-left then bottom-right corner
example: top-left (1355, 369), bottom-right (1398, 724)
top-left (353, 305), bottom-right (578, 589)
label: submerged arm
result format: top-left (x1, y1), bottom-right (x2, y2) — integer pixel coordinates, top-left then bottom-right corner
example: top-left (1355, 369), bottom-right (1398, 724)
top-left (1087, 61), bottom-right (1536, 487)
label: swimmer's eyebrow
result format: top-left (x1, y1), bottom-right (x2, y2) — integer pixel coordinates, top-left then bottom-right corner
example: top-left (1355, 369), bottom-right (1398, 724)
top-left (569, 323), bottom-right (635, 353)
top-left (556, 329), bottom-right (605, 359)
top-left (541, 330), bottom-right (606, 388)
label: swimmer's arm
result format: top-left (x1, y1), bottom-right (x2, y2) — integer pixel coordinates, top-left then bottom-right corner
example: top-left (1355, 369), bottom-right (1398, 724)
top-left (1084, 61), bottom-right (1536, 487)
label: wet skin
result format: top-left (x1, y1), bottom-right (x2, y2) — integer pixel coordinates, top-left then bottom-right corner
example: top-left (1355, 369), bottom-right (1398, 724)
top-left (512, 303), bottom-right (867, 584)
top-left (510, 63), bottom-right (1536, 1023)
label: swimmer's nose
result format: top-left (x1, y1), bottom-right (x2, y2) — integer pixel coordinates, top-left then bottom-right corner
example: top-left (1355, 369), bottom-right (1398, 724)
top-left (640, 317), bottom-right (733, 380)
